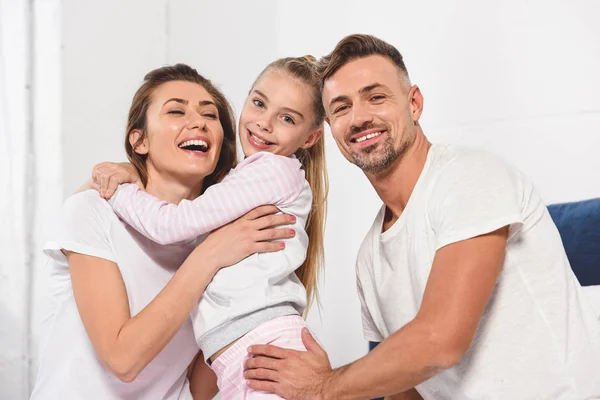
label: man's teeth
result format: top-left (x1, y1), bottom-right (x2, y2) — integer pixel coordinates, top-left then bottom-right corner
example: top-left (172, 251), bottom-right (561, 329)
top-left (179, 139), bottom-right (208, 148)
top-left (355, 131), bottom-right (383, 143)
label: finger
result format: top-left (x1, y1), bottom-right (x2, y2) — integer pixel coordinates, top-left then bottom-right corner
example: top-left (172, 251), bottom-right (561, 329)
top-left (245, 379), bottom-right (280, 395)
top-left (256, 227), bottom-right (295, 242)
top-left (244, 355), bottom-right (281, 372)
top-left (243, 367), bottom-right (279, 382)
top-left (92, 165), bottom-right (104, 185)
top-left (100, 173), bottom-right (111, 198)
top-left (301, 328), bottom-right (327, 357)
top-left (244, 205), bottom-right (280, 221)
top-left (105, 176), bottom-right (119, 199)
top-left (253, 213), bottom-right (296, 230)
top-left (254, 241), bottom-right (285, 253)
top-left (248, 344), bottom-right (288, 359)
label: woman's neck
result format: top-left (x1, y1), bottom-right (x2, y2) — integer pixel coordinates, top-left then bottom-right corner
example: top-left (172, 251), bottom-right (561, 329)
top-left (144, 170), bottom-right (203, 204)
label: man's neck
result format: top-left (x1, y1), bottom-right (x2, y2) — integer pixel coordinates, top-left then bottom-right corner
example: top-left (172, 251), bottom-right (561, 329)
top-left (145, 167), bottom-right (203, 204)
top-left (366, 132), bottom-right (431, 224)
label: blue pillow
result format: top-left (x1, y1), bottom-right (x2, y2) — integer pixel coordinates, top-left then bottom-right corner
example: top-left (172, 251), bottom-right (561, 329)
top-left (548, 198), bottom-right (600, 286)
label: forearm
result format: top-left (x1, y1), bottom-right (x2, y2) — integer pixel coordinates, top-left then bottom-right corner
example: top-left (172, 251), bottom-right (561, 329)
top-left (326, 320), bottom-right (449, 400)
top-left (384, 388), bottom-right (423, 400)
top-left (110, 255), bottom-right (218, 380)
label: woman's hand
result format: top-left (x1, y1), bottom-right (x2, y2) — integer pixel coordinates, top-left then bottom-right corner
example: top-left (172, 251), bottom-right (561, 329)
top-left (196, 205), bottom-right (296, 271)
top-left (91, 162), bottom-right (141, 198)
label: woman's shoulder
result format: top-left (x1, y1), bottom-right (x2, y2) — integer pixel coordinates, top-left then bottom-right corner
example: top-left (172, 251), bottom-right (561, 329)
top-left (43, 190), bottom-right (118, 264)
top-left (56, 190), bottom-right (119, 235)
top-left (62, 190), bottom-right (115, 218)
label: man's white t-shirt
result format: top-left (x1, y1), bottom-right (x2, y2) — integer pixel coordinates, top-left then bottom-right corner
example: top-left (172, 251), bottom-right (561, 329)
top-left (357, 144), bottom-right (600, 399)
top-left (31, 190), bottom-right (199, 399)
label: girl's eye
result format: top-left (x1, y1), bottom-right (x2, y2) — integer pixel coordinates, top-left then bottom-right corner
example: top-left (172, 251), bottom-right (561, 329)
top-left (253, 99), bottom-right (265, 108)
top-left (282, 116), bottom-right (295, 124)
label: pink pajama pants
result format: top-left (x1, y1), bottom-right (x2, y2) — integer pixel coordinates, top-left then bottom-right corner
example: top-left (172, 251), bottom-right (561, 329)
top-left (210, 315), bottom-right (307, 399)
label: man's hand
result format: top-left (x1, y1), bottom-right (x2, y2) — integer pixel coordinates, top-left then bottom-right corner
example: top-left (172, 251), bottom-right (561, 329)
top-left (244, 328), bottom-right (336, 400)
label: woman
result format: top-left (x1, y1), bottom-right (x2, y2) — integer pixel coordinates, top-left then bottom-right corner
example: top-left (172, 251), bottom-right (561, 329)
top-left (30, 64), bottom-right (295, 399)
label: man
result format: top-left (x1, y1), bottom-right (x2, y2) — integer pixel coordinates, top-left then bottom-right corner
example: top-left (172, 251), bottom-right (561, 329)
top-left (244, 34), bottom-right (600, 399)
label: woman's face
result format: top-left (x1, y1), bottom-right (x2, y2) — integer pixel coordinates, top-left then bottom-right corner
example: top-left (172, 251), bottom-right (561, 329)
top-left (131, 81), bottom-right (224, 186)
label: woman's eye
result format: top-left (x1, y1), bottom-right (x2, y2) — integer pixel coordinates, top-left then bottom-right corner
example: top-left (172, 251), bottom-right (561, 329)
top-left (168, 110), bottom-right (184, 115)
top-left (203, 113), bottom-right (218, 119)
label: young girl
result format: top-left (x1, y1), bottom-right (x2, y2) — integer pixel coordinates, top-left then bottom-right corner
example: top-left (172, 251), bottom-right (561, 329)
top-left (93, 56), bottom-right (328, 399)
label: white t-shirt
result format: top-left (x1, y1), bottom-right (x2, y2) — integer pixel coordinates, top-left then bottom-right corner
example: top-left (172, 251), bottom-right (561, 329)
top-left (31, 190), bottom-right (199, 400)
top-left (357, 144), bottom-right (600, 399)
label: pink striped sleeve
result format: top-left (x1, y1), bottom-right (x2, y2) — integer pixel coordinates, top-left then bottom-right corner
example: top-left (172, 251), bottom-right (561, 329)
top-left (108, 152), bottom-right (305, 245)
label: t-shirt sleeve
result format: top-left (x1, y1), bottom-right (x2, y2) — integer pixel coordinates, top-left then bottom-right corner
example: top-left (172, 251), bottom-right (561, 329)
top-left (357, 275), bottom-right (384, 342)
top-left (356, 246), bottom-right (384, 342)
top-left (43, 190), bottom-right (115, 265)
top-left (427, 150), bottom-right (524, 251)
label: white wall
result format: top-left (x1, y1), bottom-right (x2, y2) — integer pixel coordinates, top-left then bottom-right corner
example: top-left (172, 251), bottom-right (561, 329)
top-left (2, 0), bottom-right (599, 398)
top-left (0, 0), bottom-right (62, 398)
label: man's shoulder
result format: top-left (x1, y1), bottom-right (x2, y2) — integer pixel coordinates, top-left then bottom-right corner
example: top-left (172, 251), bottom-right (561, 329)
top-left (428, 144), bottom-right (518, 185)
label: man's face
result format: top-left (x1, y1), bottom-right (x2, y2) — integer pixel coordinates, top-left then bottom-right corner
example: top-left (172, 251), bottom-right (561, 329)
top-left (323, 55), bottom-right (421, 174)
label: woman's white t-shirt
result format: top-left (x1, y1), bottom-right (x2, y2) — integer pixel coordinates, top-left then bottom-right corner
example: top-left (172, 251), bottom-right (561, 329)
top-left (31, 190), bottom-right (200, 400)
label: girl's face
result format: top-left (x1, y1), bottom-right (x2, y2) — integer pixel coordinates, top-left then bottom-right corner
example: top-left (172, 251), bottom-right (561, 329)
top-left (239, 70), bottom-right (321, 158)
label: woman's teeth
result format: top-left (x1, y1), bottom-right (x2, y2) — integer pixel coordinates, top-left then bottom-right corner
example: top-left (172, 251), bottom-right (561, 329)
top-left (179, 139), bottom-right (208, 152)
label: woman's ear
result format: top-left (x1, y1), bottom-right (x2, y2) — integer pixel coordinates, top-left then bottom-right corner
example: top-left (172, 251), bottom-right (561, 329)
top-left (300, 127), bottom-right (323, 149)
top-left (129, 129), bottom-right (149, 155)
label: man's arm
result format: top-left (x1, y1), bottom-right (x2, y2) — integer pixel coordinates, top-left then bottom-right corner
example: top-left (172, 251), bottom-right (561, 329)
top-left (245, 227), bottom-right (508, 399)
top-left (385, 389), bottom-right (423, 400)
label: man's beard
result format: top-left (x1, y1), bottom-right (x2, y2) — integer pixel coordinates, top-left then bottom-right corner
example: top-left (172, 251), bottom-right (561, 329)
top-left (351, 132), bottom-right (414, 174)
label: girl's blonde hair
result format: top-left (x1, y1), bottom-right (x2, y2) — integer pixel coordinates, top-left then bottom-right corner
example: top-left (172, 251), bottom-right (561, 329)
top-left (253, 56), bottom-right (328, 313)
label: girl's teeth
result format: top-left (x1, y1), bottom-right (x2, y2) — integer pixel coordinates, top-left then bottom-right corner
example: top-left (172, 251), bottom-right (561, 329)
top-left (251, 133), bottom-right (270, 145)
top-left (356, 131), bottom-right (382, 143)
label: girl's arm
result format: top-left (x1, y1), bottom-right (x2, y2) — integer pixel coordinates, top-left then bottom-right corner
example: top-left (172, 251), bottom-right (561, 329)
top-left (188, 353), bottom-right (219, 399)
top-left (109, 152), bottom-right (305, 245)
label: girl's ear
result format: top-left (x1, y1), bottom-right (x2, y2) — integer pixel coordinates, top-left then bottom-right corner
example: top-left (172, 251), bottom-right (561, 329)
top-left (300, 127), bottom-right (323, 149)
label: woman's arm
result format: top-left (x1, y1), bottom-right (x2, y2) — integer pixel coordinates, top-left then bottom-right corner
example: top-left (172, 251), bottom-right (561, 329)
top-left (108, 152), bottom-right (304, 245)
top-left (69, 205), bottom-right (295, 383)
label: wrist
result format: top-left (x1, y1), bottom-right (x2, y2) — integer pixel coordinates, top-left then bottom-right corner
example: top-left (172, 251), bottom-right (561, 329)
top-left (321, 368), bottom-right (344, 400)
top-left (192, 244), bottom-right (222, 274)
